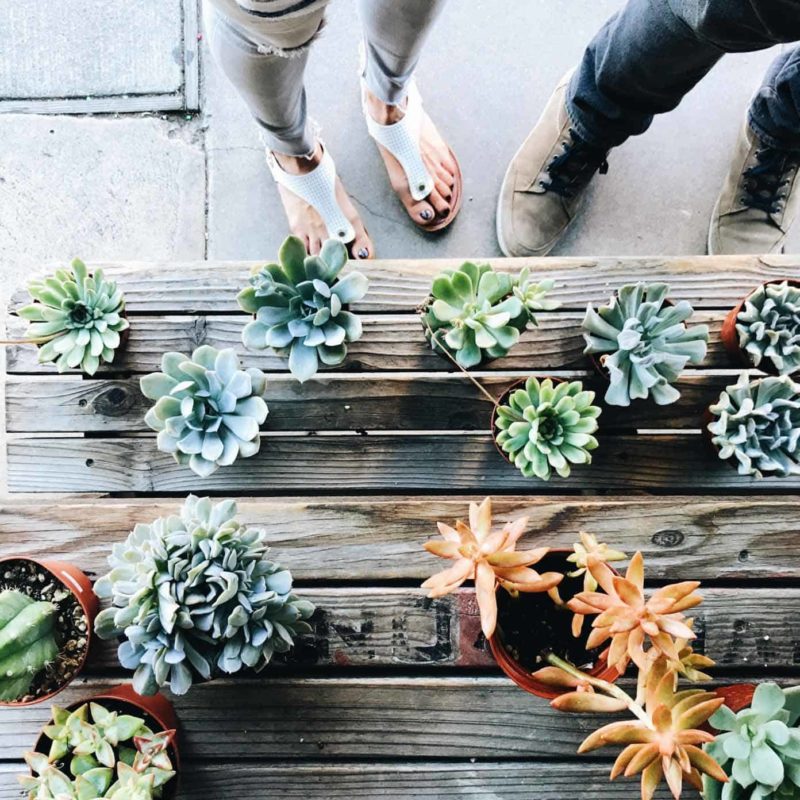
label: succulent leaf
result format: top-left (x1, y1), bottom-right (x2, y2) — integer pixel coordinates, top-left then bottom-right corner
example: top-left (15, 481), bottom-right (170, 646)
top-left (94, 495), bottom-right (315, 696)
top-left (238, 235), bottom-right (368, 382)
top-left (20, 259), bottom-right (129, 375)
top-left (582, 283), bottom-right (708, 406)
top-left (494, 377), bottom-right (601, 480)
top-left (708, 373), bottom-right (800, 478)
top-left (422, 262), bottom-right (557, 367)
top-left (704, 683), bottom-right (800, 800)
top-left (141, 345), bottom-right (268, 477)
top-left (736, 282), bottom-right (800, 375)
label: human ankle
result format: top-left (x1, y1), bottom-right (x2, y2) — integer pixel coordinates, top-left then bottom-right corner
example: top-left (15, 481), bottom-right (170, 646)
top-left (364, 87), bottom-right (406, 125)
top-left (273, 143), bottom-right (322, 175)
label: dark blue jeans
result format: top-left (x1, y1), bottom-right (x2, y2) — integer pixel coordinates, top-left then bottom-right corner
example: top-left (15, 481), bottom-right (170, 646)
top-left (568, 0), bottom-right (800, 151)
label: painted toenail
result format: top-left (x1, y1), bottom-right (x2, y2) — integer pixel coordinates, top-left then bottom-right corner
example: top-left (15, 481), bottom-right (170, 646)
top-left (358, 248), bottom-right (369, 259)
top-left (421, 209), bottom-right (433, 220)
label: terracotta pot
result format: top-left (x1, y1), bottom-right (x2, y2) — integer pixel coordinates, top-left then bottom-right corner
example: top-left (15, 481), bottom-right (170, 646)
top-left (487, 548), bottom-right (620, 700)
top-left (490, 377), bottom-right (565, 467)
top-left (32, 684), bottom-right (181, 798)
top-left (720, 279), bottom-right (800, 375)
top-left (0, 556), bottom-right (99, 707)
top-left (714, 683), bottom-right (756, 715)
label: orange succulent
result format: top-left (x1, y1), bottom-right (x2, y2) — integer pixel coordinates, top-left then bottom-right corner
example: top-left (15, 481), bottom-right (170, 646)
top-left (567, 551), bottom-right (701, 673)
top-left (576, 659), bottom-right (727, 800)
top-left (421, 497), bottom-right (563, 638)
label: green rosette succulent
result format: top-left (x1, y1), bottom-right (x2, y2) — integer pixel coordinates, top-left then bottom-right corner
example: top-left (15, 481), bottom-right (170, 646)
top-left (19, 702), bottom-right (176, 799)
top-left (735, 281), bottom-right (800, 375)
top-left (238, 236), bottom-right (368, 382)
top-left (140, 345), bottom-right (268, 478)
top-left (94, 495), bottom-right (315, 697)
top-left (703, 683), bottom-right (800, 800)
top-left (422, 261), bottom-right (547, 369)
top-left (17, 258), bottom-right (129, 375)
top-left (583, 282), bottom-right (709, 406)
top-left (707, 373), bottom-right (800, 478)
top-left (512, 268), bottom-right (559, 321)
top-left (494, 377), bottom-right (601, 480)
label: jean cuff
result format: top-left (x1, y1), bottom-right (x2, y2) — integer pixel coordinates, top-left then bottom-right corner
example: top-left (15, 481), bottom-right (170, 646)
top-left (564, 73), bottom-right (616, 151)
top-left (747, 109), bottom-right (800, 153)
top-left (257, 120), bottom-right (317, 158)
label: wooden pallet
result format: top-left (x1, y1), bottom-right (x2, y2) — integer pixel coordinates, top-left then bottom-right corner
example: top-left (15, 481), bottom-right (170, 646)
top-left (3, 254), bottom-right (799, 799)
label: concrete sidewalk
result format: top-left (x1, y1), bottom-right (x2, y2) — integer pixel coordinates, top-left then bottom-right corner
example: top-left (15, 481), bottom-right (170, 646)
top-left (0, 0), bottom-right (796, 309)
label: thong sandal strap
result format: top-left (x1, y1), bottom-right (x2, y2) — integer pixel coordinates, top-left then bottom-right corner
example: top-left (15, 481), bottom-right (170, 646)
top-left (266, 147), bottom-right (355, 244)
top-left (361, 79), bottom-right (435, 202)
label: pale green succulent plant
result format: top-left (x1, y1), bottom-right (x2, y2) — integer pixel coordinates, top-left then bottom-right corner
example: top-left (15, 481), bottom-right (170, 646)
top-left (18, 702), bottom-right (176, 799)
top-left (703, 683), bottom-right (800, 800)
top-left (94, 495), bottom-right (315, 697)
top-left (0, 589), bottom-right (58, 702)
top-left (735, 281), bottom-right (800, 375)
top-left (17, 259), bottom-right (129, 375)
top-left (493, 377), bottom-right (601, 480)
top-left (583, 282), bottom-right (709, 406)
top-left (422, 262), bottom-right (556, 368)
top-left (239, 235), bottom-right (368, 382)
top-left (707, 373), bottom-right (800, 478)
top-left (140, 345), bottom-right (268, 478)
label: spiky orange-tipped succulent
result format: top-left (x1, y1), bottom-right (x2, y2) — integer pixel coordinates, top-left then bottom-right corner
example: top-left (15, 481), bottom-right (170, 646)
top-left (421, 497), bottom-right (563, 638)
top-left (567, 551), bottom-right (701, 674)
top-left (576, 659), bottom-right (727, 800)
top-left (565, 531), bottom-right (627, 635)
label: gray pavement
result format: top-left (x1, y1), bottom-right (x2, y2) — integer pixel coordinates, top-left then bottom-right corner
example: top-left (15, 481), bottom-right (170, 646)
top-left (0, 0), bottom-right (796, 310)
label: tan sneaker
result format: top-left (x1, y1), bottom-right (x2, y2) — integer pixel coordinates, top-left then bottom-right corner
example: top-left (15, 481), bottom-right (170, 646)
top-left (496, 71), bottom-right (609, 257)
top-left (708, 120), bottom-right (800, 255)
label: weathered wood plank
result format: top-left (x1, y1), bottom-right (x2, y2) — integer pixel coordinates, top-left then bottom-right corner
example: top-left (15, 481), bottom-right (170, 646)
top-left (0, 676), bottom-right (699, 759)
top-left (50, 586), bottom-right (800, 672)
top-left (0, 761), bottom-right (684, 799)
top-left (4, 311), bottom-right (728, 374)
top-left (1, 496), bottom-right (796, 580)
top-left (9, 254), bottom-right (799, 313)
top-left (8, 433), bottom-right (796, 493)
top-left (5, 373), bottom-right (735, 434)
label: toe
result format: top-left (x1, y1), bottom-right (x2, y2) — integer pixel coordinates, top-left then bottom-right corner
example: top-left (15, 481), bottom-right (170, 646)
top-left (309, 237), bottom-right (322, 255)
top-left (409, 199), bottom-right (436, 224)
top-left (434, 174), bottom-right (452, 201)
top-left (351, 229), bottom-right (373, 260)
top-left (427, 188), bottom-right (451, 218)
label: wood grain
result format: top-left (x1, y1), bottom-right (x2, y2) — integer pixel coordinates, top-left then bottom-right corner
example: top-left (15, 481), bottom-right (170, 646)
top-left (7, 433), bottom-right (795, 493)
top-left (5, 373), bottom-right (735, 433)
top-left (8, 254), bottom-right (799, 313)
top-left (50, 586), bottom-right (800, 672)
top-left (4, 311), bottom-right (729, 374)
top-left (0, 761), bottom-right (688, 799)
top-left (1, 496), bottom-right (796, 580)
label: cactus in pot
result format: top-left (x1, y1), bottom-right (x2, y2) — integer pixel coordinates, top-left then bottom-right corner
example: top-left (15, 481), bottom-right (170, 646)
top-left (582, 282), bottom-right (709, 406)
top-left (421, 261), bottom-right (557, 368)
top-left (140, 345), bottom-right (269, 478)
top-left (703, 683), bottom-right (800, 800)
top-left (731, 281), bottom-right (800, 375)
top-left (94, 495), bottom-right (315, 696)
top-left (16, 259), bottom-right (129, 375)
top-left (0, 590), bottom-right (58, 702)
top-left (707, 373), bottom-right (800, 478)
top-left (493, 377), bottom-right (601, 480)
top-left (239, 236), bottom-right (368, 382)
top-left (18, 701), bottom-right (176, 799)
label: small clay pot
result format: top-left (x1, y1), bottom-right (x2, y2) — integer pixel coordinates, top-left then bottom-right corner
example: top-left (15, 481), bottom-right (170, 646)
top-left (487, 549), bottom-right (620, 700)
top-left (0, 556), bottom-right (99, 706)
top-left (32, 684), bottom-right (181, 797)
top-left (490, 377), bottom-right (565, 467)
top-left (720, 279), bottom-right (800, 376)
top-left (714, 683), bottom-right (756, 715)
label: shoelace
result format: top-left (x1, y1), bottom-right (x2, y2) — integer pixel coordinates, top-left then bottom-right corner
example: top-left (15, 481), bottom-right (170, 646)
top-left (540, 129), bottom-right (609, 199)
top-left (741, 146), bottom-right (800, 215)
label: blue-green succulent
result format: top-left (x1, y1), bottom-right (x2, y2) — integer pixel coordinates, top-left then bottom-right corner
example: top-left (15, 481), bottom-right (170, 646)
top-left (94, 496), bottom-right (315, 696)
top-left (704, 683), bottom-right (800, 800)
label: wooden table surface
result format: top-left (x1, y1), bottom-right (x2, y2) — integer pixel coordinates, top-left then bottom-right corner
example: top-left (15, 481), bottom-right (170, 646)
top-left (3, 254), bottom-right (800, 799)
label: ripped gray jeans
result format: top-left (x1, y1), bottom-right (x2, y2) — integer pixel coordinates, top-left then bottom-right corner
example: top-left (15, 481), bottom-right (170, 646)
top-left (203, 0), bottom-right (448, 156)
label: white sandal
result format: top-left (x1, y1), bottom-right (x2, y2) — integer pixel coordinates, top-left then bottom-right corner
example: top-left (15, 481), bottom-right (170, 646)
top-left (265, 145), bottom-right (356, 246)
top-left (359, 52), bottom-right (462, 232)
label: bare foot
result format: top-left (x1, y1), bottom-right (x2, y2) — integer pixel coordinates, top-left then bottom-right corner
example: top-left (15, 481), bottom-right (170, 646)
top-left (364, 87), bottom-right (458, 227)
top-left (273, 143), bottom-right (373, 259)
